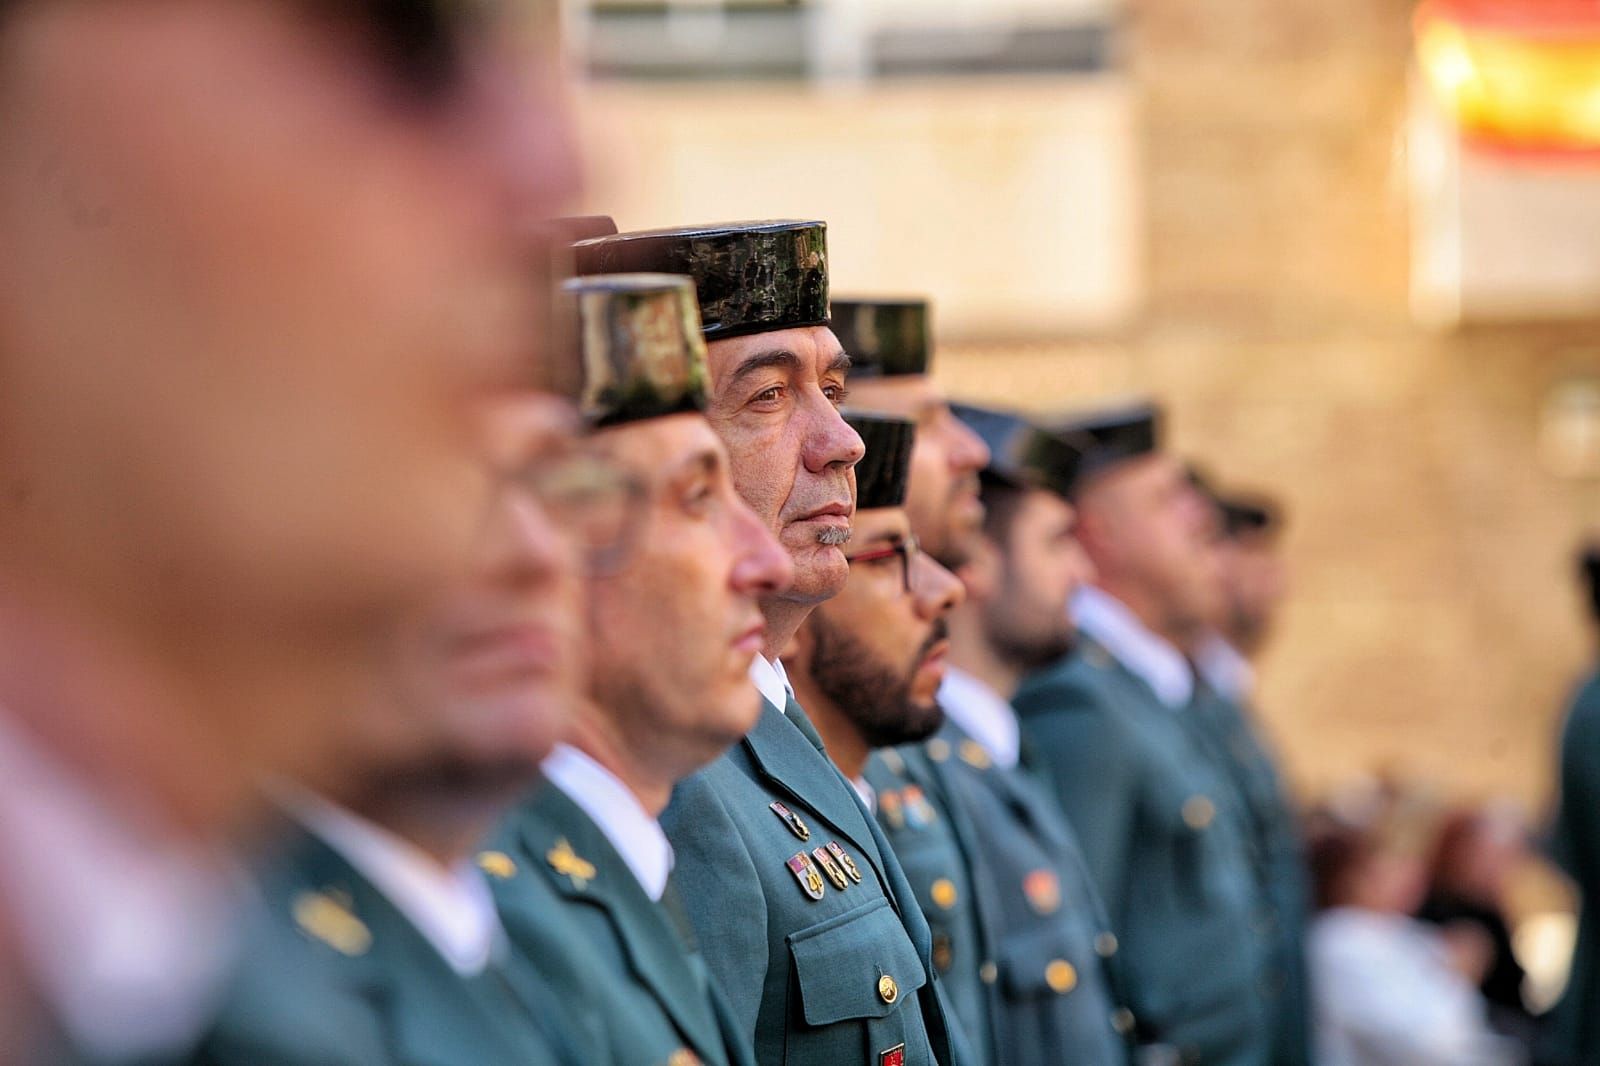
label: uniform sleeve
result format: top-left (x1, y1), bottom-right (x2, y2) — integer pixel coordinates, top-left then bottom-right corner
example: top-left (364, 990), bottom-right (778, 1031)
top-left (659, 768), bottom-right (770, 1038)
top-left (1013, 677), bottom-right (1140, 913)
top-left (1551, 684), bottom-right (1600, 882)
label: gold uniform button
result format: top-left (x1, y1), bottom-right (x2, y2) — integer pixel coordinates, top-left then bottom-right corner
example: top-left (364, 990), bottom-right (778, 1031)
top-left (1182, 795), bottom-right (1216, 830)
top-left (878, 974), bottom-right (899, 1004)
top-left (979, 961), bottom-right (998, 985)
top-left (1045, 959), bottom-right (1077, 994)
top-left (926, 738), bottom-right (952, 763)
top-left (930, 878), bottom-right (958, 910)
top-left (1111, 1007), bottom-right (1137, 1035)
top-left (1094, 932), bottom-right (1119, 958)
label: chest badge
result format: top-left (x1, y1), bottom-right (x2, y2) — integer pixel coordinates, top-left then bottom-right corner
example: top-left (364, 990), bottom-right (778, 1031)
top-left (826, 841), bottom-right (863, 883)
top-left (880, 1043), bottom-right (907, 1066)
top-left (546, 838), bottom-right (597, 890)
top-left (812, 846), bottom-right (850, 891)
top-left (1023, 868), bottom-right (1062, 915)
top-left (769, 800), bottom-right (811, 841)
top-left (879, 790), bottom-right (906, 830)
top-left (786, 851), bottom-right (826, 900)
top-left (902, 786), bottom-right (938, 829)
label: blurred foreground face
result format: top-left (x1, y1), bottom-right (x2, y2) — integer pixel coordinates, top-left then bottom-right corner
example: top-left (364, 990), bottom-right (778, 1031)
top-left (978, 488), bottom-right (1092, 671)
top-left (848, 377), bottom-right (989, 567)
top-left (1215, 532), bottom-right (1288, 654)
top-left (0, 1), bottom-right (578, 789)
top-left (704, 326), bottom-right (863, 606)
top-left (1078, 454), bottom-right (1222, 638)
top-left (346, 395), bottom-right (587, 803)
top-left (796, 508), bottom-right (963, 747)
top-left (586, 415), bottom-right (792, 764)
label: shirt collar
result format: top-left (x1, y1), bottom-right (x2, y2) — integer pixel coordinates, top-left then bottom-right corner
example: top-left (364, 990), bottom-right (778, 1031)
top-left (937, 666), bottom-right (1021, 768)
top-left (288, 792), bottom-right (502, 977)
top-left (541, 744), bottom-right (674, 901)
top-left (851, 776), bottom-right (877, 815)
top-left (1072, 585), bottom-right (1194, 708)
top-left (1194, 633), bottom-right (1255, 703)
top-left (748, 654), bottom-right (793, 713)
top-left (0, 711), bottom-right (239, 1061)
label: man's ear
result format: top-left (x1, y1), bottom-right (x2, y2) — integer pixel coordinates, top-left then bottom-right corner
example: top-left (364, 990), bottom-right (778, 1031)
top-left (957, 537), bottom-right (1002, 604)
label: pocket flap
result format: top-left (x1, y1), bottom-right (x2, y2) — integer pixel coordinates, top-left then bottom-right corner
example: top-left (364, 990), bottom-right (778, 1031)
top-left (787, 897), bottom-right (927, 1026)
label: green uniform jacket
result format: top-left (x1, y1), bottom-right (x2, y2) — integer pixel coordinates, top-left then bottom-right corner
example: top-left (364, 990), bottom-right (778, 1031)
top-left (185, 895), bottom-right (390, 1066)
top-left (1014, 640), bottom-right (1270, 1066)
top-left (660, 694), bottom-right (967, 1066)
top-left (485, 781), bottom-right (757, 1066)
top-left (1186, 685), bottom-right (1315, 1066)
top-left (914, 719), bottom-right (1136, 1066)
top-left (864, 748), bottom-right (997, 1066)
top-left (1542, 669), bottom-right (1600, 1066)
top-left (256, 830), bottom-right (592, 1066)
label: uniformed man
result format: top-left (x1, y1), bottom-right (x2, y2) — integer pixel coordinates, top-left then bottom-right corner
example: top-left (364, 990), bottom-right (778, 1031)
top-left (482, 272), bottom-right (790, 1066)
top-left (574, 222), bottom-right (968, 1066)
top-left (1541, 543), bottom-right (1600, 1066)
top-left (1013, 403), bottom-right (1271, 1066)
top-left (932, 402), bottom-right (1141, 1066)
top-left (777, 411), bottom-right (992, 1065)
top-left (0, 3), bottom-right (579, 1062)
top-left (236, 387), bottom-right (636, 1066)
top-left (1187, 481), bottom-right (1314, 1066)
top-left (830, 298), bottom-right (991, 567)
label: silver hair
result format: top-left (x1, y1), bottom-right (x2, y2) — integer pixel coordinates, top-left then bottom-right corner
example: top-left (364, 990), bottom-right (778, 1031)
top-left (816, 526), bottom-right (852, 546)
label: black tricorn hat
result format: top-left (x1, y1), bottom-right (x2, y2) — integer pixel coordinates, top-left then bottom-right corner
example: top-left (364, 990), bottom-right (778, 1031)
top-left (563, 274), bottom-right (708, 427)
top-left (842, 410), bottom-right (915, 511)
top-left (830, 298), bottom-right (930, 377)
top-left (1043, 401), bottom-right (1162, 498)
top-left (572, 221), bottom-right (829, 342)
top-left (527, 216), bottom-right (619, 398)
top-left (951, 402), bottom-right (1085, 498)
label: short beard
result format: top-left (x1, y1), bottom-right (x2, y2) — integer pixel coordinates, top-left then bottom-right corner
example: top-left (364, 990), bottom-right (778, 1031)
top-left (983, 571), bottom-right (1076, 672)
top-left (809, 615), bottom-right (946, 748)
top-left (817, 526), bottom-right (852, 546)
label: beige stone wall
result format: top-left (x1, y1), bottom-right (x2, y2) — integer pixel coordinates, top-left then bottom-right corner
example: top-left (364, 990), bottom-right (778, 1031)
top-left (934, 0), bottom-right (1600, 812)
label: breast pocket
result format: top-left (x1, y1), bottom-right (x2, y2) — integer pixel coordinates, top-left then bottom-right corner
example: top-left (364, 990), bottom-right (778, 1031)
top-left (787, 896), bottom-right (931, 1065)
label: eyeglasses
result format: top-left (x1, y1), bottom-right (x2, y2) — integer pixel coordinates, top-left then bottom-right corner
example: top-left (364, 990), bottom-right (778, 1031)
top-left (496, 451), bottom-right (647, 577)
top-left (843, 535), bottom-right (922, 594)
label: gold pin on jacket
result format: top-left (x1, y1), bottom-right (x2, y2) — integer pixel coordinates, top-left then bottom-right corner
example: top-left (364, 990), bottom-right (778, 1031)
top-left (786, 851), bottom-right (826, 900)
top-left (812, 847), bottom-right (849, 891)
top-left (826, 841), bottom-right (863, 883)
top-left (476, 851), bottom-right (518, 880)
top-left (769, 800), bottom-right (811, 841)
top-left (547, 838), bottom-right (597, 889)
top-left (293, 889), bottom-right (371, 957)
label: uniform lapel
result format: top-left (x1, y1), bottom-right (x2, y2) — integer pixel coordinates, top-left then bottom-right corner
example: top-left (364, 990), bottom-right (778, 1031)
top-left (739, 696), bottom-right (887, 875)
top-left (290, 834), bottom-right (554, 1066)
top-left (523, 787), bottom-right (728, 1066)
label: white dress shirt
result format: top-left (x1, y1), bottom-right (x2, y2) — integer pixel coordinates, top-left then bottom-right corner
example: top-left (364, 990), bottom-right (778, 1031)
top-left (749, 654), bottom-right (794, 712)
top-left (290, 792), bottom-right (502, 977)
top-left (1309, 907), bottom-right (1519, 1066)
top-left (1072, 585), bottom-right (1194, 708)
top-left (542, 744), bottom-right (674, 901)
top-left (1195, 634), bottom-right (1257, 704)
top-left (0, 712), bottom-right (239, 1060)
top-left (937, 665), bottom-right (1022, 768)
